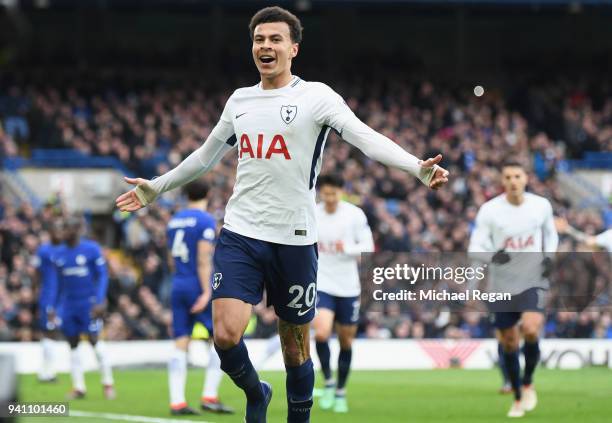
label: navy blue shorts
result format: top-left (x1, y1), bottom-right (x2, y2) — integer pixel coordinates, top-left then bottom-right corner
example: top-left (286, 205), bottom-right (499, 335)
top-left (316, 291), bottom-right (360, 325)
top-left (491, 288), bottom-right (546, 330)
top-left (61, 303), bottom-right (101, 338)
top-left (171, 286), bottom-right (213, 338)
top-left (212, 228), bottom-right (318, 324)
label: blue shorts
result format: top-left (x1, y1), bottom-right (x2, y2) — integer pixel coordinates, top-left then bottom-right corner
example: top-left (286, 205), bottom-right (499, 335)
top-left (491, 288), bottom-right (546, 330)
top-left (38, 303), bottom-right (63, 332)
top-left (171, 285), bottom-right (213, 339)
top-left (212, 228), bottom-right (318, 324)
top-left (316, 291), bottom-right (360, 325)
top-left (61, 303), bottom-right (102, 338)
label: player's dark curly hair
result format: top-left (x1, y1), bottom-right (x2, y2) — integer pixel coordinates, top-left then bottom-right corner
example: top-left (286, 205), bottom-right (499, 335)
top-left (183, 179), bottom-right (209, 201)
top-left (249, 6), bottom-right (303, 44)
top-left (317, 174), bottom-right (344, 189)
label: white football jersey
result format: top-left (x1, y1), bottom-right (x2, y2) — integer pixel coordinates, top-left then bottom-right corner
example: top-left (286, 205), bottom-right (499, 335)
top-left (316, 201), bottom-right (374, 297)
top-left (468, 192), bottom-right (559, 294)
top-left (210, 76), bottom-right (356, 245)
top-left (594, 229), bottom-right (612, 251)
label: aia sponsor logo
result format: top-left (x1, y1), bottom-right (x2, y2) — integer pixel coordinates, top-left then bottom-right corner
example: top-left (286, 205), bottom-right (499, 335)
top-left (503, 235), bottom-right (534, 250)
top-left (418, 340), bottom-right (481, 368)
top-left (239, 134), bottom-right (291, 160)
top-left (318, 240), bottom-right (343, 254)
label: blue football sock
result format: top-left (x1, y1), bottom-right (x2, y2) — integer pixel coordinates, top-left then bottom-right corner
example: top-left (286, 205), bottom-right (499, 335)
top-left (502, 348), bottom-right (522, 401)
top-left (286, 359), bottom-right (314, 423)
top-left (522, 339), bottom-right (540, 386)
top-left (337, 348), bottom-right (352, 390)
top-left (315, 341), bottom-right (332, 382)
top-left (498, 342), bottom-right (510, 385)
top-left (214, 339), bottom-right (263, 404)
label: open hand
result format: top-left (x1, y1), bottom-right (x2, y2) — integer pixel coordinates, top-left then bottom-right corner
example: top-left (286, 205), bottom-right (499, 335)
top-left (115, 177), bottom-right (153, 212)
top-left (420, 154), bottom-right (449, 190)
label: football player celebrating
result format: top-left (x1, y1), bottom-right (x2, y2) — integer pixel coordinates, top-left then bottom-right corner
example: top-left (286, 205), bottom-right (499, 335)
top-left (116, 6), bottom-right (448, 422)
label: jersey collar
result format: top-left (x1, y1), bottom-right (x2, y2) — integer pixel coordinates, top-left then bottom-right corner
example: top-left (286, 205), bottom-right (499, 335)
top-left (257, 75), bottom-right (301, 92)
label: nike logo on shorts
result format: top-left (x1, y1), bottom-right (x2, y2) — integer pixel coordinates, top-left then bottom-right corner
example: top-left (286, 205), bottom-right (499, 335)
top-left (235, 112), bottom-right (247, 119)
top-left (296, 306), bottom-right (314, 317)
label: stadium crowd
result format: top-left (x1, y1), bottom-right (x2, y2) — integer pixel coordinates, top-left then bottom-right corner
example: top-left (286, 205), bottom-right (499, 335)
top-left (0, 72), bottom-right (610, 342)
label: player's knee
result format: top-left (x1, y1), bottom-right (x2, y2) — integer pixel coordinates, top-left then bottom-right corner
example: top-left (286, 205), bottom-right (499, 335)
top-left (338, 336), bottom-right (353, 350)
top-left (174, 336), bottom-right (190, 351)
top-left (213, 326), bottom-right (241, 350)
top-left (522, 326), bottom-right (539, 341)
top-left (501, 341), bottom-right (519, 353)
top-left (500, 332), bottom-right (519, 351)
top-left (314, 328), bottom-right (331, 343)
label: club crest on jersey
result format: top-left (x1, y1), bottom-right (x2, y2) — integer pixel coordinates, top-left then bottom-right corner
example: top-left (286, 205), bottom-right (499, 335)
top-left (213, 273), bottom-right (223, 290)
top-left (76, 254), bottom-right (87, 265)
top-left (280, 105), bottom-right (297, 124)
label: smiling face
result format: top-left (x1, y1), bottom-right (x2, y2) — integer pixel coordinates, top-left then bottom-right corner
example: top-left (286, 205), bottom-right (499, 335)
top-left (252, 22), bottom-right (298, 86)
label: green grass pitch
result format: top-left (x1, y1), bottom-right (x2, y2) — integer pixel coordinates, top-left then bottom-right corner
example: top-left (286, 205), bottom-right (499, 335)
top-left (18, 368), bottom-right (611, 422)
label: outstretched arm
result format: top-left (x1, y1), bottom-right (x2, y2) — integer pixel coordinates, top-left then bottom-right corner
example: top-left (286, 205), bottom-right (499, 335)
top-left (340, 116), bottom-right (449, 189)
top-left (312, 83), bottom-right (448, 189)
top-left (115, 135), bottom-right (234, 212)
top-left (117, 93), bottom-right (237, 212)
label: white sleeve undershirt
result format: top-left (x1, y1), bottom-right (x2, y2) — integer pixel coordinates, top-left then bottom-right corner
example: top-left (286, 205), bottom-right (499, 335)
top-left (339, 115), bottom-right (436, 185)
top-left (149, 135), bottom-right (233, 195)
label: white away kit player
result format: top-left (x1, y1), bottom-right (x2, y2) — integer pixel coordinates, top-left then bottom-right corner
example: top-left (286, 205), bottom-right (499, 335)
top-left (116, 6), bottom-right (449, 423)
top-left (313, 174), bottom-right (374, 413)
top-left (469, 160), bottom-right (558, 418)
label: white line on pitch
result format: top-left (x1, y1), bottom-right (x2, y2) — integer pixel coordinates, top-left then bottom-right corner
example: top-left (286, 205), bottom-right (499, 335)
top-left (70, 410), bottom-right (215, 423)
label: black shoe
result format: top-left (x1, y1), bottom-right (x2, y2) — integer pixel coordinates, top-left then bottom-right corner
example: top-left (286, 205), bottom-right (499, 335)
top-left (170, 405), bottom-right (200, 415)
top-left (38, 376), bottom-right (58, 383)
top-left (201, 399), bottom-right (235, 414)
